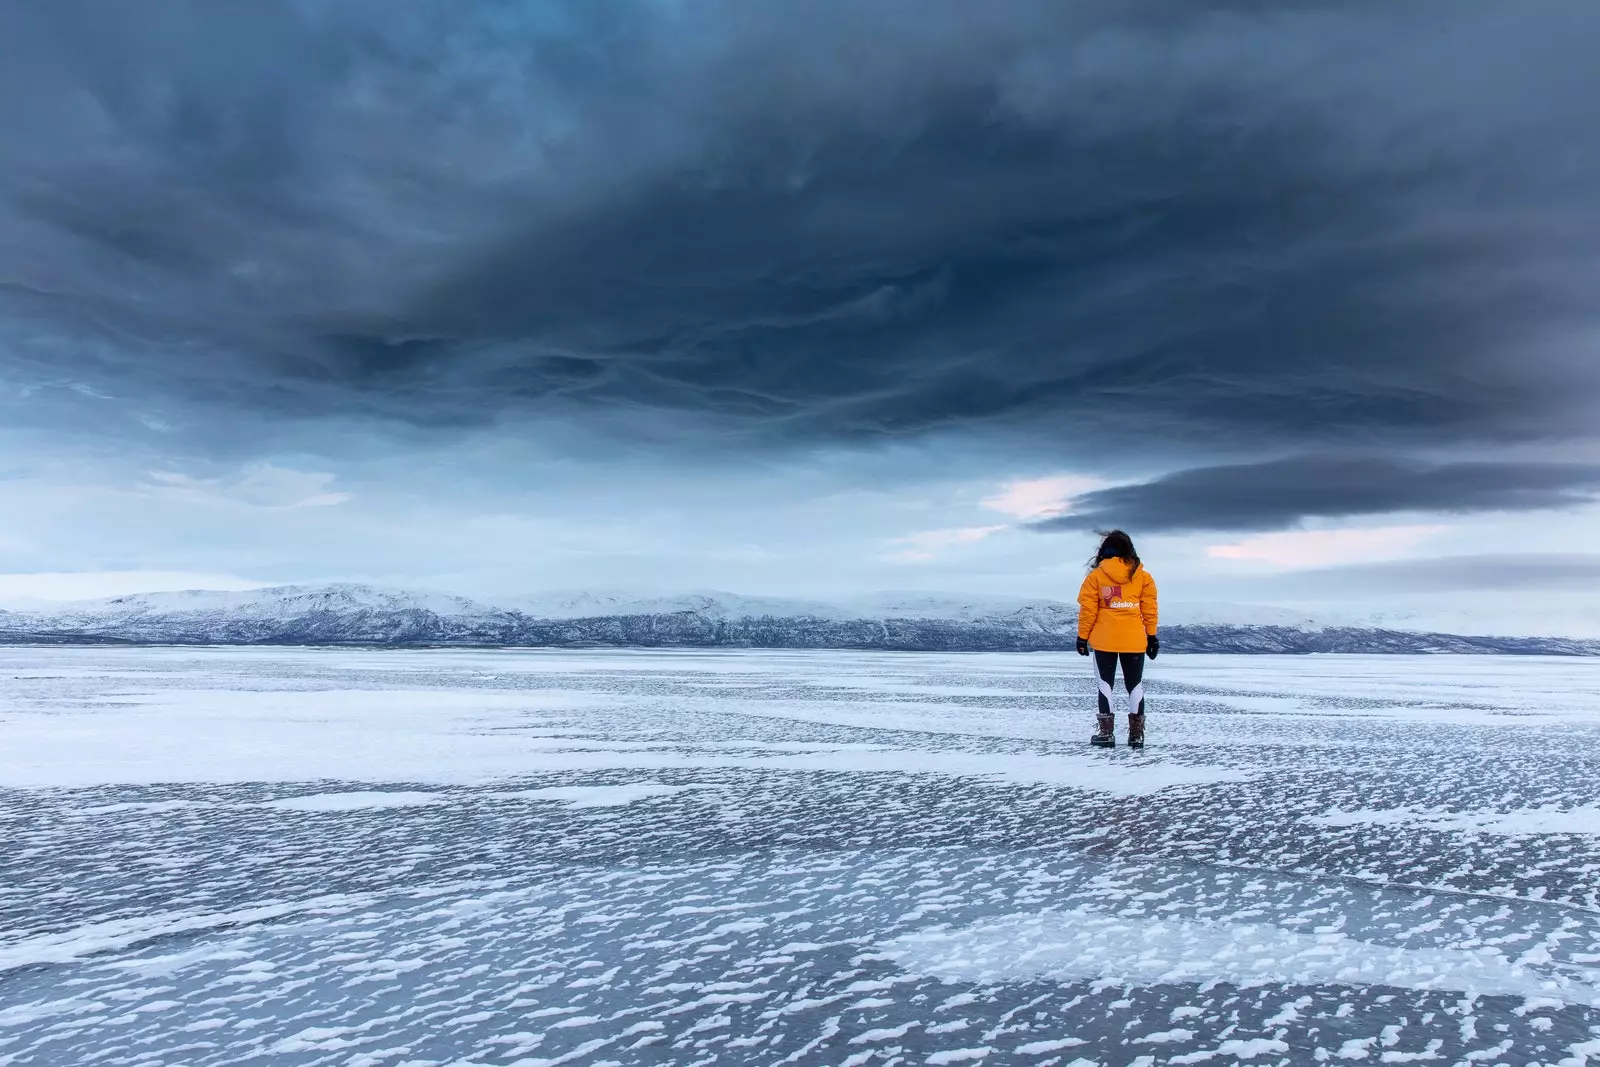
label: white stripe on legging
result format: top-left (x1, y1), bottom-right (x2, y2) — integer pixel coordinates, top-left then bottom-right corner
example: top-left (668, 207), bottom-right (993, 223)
top-left (1128, 680), bottom-right (1145, 717)
top-left (1095, 653), bottom-right (1115, 711)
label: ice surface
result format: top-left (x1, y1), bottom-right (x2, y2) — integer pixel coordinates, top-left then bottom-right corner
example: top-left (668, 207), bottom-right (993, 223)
top-left (257, 790), bottom-right (445, 812)
top-left (883, 907), bottom-right (1600, 1005)
top-left (0, 658), bottom-right (1247, 794)
top-left (487, 783), bottom-right (703, 807)
top-left (0, 896), bottom-right (367, 972)
top-left (3, 646), bottom-right (1600, 1066)
top-left (1308, 805), bottom-right (1600, 836)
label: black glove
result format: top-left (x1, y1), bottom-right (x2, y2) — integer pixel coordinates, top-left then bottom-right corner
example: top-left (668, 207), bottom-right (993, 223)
top-left (1075, 637), bottom-right (1089, 656)
top-left (1146, 634), bottom-right (1160, 660)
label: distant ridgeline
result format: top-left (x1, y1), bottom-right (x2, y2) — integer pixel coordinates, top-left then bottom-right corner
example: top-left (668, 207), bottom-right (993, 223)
top-left (0, 585), bottom-right (1594, 655)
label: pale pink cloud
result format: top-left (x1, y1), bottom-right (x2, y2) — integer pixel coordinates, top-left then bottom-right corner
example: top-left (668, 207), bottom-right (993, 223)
top-left (981, 475), bottom-right (1104, 520)
top-left (883, 525), bottom-right (1008, 564)
top-left (1206, 525), bottom-right (1450, 569)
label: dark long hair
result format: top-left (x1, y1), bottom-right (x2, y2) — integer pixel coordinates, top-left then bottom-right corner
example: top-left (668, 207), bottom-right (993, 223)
top-left (1089, 529), bottom-right (1141, 579)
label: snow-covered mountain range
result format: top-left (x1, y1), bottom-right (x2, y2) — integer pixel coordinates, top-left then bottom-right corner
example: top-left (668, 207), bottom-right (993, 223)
top-left (0, 583), bottom-right (1594, 655)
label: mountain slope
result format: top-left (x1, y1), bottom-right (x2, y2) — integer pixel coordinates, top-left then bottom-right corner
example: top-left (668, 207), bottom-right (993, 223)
top-left (0, 583), bottom-right (1595, 654)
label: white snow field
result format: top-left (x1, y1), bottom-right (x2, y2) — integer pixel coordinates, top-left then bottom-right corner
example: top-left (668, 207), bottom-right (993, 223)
top-left (3, 647), bottom-right (1600, 1066)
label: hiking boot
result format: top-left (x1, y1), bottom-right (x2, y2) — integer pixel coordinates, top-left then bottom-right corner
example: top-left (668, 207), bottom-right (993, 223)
top-left (1127, 711), bottom-right (1146, 749)
top-left (1091, 711), bottom-right (1116, 747)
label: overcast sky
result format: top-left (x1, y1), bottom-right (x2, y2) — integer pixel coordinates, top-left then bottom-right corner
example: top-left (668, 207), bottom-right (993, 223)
top-left (2, 1), bottom-right (1598, 630)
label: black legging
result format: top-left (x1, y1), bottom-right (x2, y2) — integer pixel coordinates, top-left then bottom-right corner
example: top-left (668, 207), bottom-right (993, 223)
top-left (1094, 649), bottom-right (1146, 718)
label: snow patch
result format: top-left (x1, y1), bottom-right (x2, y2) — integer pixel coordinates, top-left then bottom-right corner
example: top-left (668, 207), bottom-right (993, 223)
top-left (0, 897), bottom-right (366, 974)
top-left (1169, 1037), bottom-right (1289, 1063)
top-left (1308, 806), bottom-right (1600, 836)
top-left (486, 782), bottom-right (700, 807)
top-left (0, 665), bottom-right (1243, 795)
top-left (257, 791), bottom-right (444, 812)
top-left (1013, 1037), bottom-right (1086, 1055)
top-left (73, 799), bottom-right (213, 815)
top-left (881, 908), bottom-right (1600, 1006)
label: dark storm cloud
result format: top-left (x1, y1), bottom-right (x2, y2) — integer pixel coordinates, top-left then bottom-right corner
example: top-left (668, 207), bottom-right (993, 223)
top-left (1262, 554), bottom-right (1600, 597)
top-left (5, 0), bottom-right (1600, 472)
top-left (1035, 456), bottom-right (1600, 533)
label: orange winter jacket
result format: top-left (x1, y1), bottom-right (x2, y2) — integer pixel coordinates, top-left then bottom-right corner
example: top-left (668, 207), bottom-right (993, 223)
top-left (1077, 558), bottom-right (1158, 654)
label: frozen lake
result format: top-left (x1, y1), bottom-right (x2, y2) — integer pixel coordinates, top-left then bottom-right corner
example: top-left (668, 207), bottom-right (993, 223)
top-left (3, 646), bottom-right (1600, 1066)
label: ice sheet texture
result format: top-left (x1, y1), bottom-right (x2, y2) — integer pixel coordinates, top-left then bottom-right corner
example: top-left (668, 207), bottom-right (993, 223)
top-left (3, 646), bottom-right (1600, 1066)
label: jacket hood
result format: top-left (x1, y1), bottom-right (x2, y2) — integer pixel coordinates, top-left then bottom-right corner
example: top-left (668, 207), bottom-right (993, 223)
top-left (1096, 557), bottom-right (1139, 583)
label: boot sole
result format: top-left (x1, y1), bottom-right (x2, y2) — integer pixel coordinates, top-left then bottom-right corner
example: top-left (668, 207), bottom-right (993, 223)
top-left (1090, 739), bottom-right (1115, 748)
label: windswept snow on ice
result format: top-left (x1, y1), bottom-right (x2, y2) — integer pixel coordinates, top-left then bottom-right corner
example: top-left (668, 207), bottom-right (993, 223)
top-left (0, 896), bottom-right (369, 974)
top-left (257, 791), bottom-right (445, 812)
top-left (1168, 655), bottom-right (1600, 722)
top-left (0, 650), bottom-right (1250, 795)
top-left (5, 646), bottom-right (1600, 1066)
top-left (487, 782), bottom-right (701, 807)
top-left (1308, 805), bottom-right (1600, 836)
top-left (72, 799), bottom-right (214, 815)
top-left (882, 907), bottom-right (1600, 1006)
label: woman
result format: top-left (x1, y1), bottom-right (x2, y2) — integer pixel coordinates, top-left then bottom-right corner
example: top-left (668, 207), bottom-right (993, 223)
top-left (1076, 530), bottom-right (1159, 748)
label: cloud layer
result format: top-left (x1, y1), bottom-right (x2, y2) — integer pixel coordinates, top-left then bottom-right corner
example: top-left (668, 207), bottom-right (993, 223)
top-left (5, 1), bottom-right (1600, 546)
top-left (5, 1), bottom-right (1600, 469)
top-left (1261, 553), bottom-right (1600, 597)
top-left (1039, 457), bottom-right (1600, 533)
